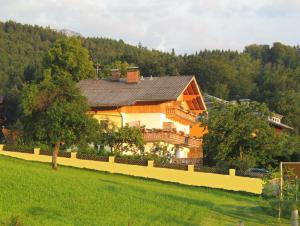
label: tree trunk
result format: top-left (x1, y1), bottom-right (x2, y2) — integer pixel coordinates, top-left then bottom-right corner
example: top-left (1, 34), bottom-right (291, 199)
top-left (239, 145), bottom-right (243, 160)
top-left (52, 142), bottom-right (60, 170)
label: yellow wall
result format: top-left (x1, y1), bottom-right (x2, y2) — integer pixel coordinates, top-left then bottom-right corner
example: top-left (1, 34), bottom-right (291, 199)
top-left (0, 147), bottom-right (263, 194)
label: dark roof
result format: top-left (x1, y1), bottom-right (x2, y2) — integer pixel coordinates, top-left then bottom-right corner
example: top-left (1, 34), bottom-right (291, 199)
top-left (78, 76), bottom-right (195, 107)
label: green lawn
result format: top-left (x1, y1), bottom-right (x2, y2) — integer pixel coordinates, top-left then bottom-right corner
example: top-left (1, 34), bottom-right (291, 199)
top-left (0, 155), bottom-right (288, 226)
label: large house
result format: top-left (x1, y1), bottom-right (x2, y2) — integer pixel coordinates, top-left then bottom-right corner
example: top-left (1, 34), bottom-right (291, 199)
top-left (78, 68), bottom-right (207, 163)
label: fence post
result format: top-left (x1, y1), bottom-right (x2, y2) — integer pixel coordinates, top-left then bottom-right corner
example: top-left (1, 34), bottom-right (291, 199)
top-left (109, 156), bottom-right (115, 164)
top-left (33, 148), bottom-right (40, 155)
top-left (229, 169), bottom-right (236, 177)
top-left (188, 164), bottom-right (194, 172)
top-left (291, 209), bottom-right (298, 226)
top-left (71, 152), bottom-right (77, 159)
top-left (0, 144), bottom-right (3, 151)
top-left (148, 160), bottom-right (154, 167)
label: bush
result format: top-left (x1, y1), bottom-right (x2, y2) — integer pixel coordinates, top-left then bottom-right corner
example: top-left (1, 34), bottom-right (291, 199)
top-left (77, 153), bottom-right (109, 162)
top-left (78, 144), bottom-right (112, 156)
top-left (39, 144), bottom-right (52, 152)
top-left (114, 155), bottom-right (148, 166)
top-left (4, 144), bottom-right (34, 153)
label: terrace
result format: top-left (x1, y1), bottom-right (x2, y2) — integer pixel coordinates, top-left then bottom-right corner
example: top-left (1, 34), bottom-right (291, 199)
top-left (165, 107), bottom-right (197, 124)
top-left (142, 129), bottom-right (201, 148)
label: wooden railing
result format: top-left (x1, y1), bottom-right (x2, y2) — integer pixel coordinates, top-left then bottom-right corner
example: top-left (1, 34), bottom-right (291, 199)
top-left (166, 107), bottom-right (197, 123)
top-left (142, 130), bottom-right (201, 148)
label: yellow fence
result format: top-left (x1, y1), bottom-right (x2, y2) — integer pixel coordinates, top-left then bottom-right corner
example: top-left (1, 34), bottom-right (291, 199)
top-left (0, 145), bottom-right (263, 194)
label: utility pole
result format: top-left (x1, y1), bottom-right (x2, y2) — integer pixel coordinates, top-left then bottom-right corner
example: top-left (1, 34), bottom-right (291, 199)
top-left (95, 62), bottom-right (101, 80)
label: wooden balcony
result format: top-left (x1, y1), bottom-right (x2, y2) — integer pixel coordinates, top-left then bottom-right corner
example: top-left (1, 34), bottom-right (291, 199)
top-left (142, 130), bottom-right (201, 148)
top-left (166, 107), bottom-right (197, 124)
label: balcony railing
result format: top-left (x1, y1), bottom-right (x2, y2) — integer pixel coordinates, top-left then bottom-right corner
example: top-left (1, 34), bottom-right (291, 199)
top-left (166, 107), bottom-right (197, 123)
top-left (142, 130), bottom-right (201, 148)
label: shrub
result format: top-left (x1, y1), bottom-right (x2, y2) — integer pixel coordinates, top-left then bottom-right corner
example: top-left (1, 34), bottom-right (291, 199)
top-left (39, 144), bottom-right (52, 152)
top-left (76, 153), bottom-right (109, 162)
top-left (4, 144), bottom-right (34, 153)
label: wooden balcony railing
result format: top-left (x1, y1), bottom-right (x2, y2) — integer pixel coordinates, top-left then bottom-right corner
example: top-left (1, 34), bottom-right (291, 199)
top-left (166, 107), bottom-right (197, 124)
top-left (142, 130), bottom-right (201, 148)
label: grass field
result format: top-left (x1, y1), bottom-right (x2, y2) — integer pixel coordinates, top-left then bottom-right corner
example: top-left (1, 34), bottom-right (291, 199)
top-left (0, 155), bottom-right (288, 226)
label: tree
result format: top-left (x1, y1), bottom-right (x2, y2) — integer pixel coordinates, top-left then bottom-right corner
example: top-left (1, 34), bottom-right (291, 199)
top-left (21, 75), bottom-right (98, 169)
top-left (21, 38), bottom-right (98, 169)
top-left (1, 20), bottom-right (300, 135)
top-left (98, 121), bottom-right (144, 154)
top-left (43, 38), bottom-right (95, 82)
top-left (101, 60), bottom-right (130, 78)
top-left (200, 101), bottom-right (288, 170)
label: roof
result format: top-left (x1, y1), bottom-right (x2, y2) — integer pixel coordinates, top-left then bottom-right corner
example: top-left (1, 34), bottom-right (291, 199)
top-left (204, 95), bottom-right (294, 130)
top-left (78, 76), bottom-right (196, 107)
top-left (268, 119), bottom-right (294, 130)
top-left (204, 94), bottom-right (227, 108)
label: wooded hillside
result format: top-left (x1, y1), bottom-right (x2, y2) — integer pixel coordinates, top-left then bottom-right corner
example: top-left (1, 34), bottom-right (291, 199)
top-left (0, 20), bottom-right (299, 133)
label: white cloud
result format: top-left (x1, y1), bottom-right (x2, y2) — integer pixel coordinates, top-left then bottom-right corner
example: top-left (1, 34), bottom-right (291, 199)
top-left (0, 0), bottom-right (299, 54)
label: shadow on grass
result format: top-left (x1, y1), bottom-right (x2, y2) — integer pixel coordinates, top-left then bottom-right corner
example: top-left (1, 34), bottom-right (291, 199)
top-left (159, 193), bottom-right (280, 225)
top-left (96, 179), bottom-right (277, 225)
top-left (27, 206), bottom-right (68, 224)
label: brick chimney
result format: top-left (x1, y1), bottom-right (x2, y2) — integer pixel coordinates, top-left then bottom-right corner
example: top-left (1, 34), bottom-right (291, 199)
top-left (111, 69), bottom-right (120, 81)
top-left (126, 67), bottom-right (140, 83)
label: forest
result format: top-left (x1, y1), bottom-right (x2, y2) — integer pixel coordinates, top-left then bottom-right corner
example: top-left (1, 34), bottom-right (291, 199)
top-left (0, 20), bottom-right (299, 135)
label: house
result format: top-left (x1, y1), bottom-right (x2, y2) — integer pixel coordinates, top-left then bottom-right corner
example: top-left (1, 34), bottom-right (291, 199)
top-left (78, 68), bottom-right (207, 163)
top-left (204, 94), bottom-right (293, 133)
top-left (267, 113), bottom-right (293, 134)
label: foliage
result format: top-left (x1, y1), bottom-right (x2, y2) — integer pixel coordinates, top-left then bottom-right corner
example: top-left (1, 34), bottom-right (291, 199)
top-left (263, 168), bottom-right (300, 218)
top-left (43, 38), bottom-right (95, 82)
top-left (4, 144), bottom-right (34, 152)
top-left (200, 101), bottom-right (295, 170)
top-left (146, 142), bottom-right (175, 164)
top-left (20, 38), bottom-right (99, 168)
top-left (77, 144), bottom-right (112, 156)
top-left (1, 21), bottom-right (299, 137)
top-left (21, 75), bottom-right (98, 147)
top-left (98, 121), bottom-right (144, 154)
top-left (101, 60), bottom-right (131, 78)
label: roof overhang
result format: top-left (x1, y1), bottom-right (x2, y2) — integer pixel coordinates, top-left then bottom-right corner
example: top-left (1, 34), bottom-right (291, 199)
top-left (178, 76), bottom-right (207, 111)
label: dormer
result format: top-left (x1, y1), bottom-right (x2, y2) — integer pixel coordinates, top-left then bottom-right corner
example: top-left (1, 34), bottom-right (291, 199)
top-left (268, 113), bottom-right (283, 124)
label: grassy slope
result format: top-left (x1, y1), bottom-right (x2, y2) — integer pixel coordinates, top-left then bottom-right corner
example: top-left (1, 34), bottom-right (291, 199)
top-left (0, 155), bottom-right (287, 226)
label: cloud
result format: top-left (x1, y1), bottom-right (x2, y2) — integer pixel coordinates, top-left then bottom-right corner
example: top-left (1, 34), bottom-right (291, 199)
top-left (0, 0), bottom-right (299, 54)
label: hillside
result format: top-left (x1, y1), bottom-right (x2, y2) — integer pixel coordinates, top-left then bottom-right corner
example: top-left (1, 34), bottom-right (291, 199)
top-left (0, 155), bottom-right (289, 226)
top-left (0, 20), bottom-right (299, 133)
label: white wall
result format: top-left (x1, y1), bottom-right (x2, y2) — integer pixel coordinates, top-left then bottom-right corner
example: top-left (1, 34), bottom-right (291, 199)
top-left (162, 114), bottom-right (190, 134)
top-left (122, 113), bottom-right (164, 128)
top-left (122, 113), bottom-right (190, 134)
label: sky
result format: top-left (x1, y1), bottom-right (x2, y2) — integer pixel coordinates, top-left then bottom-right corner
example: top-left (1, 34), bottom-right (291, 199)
top-left (1, 0), bottom-right (300, 54)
